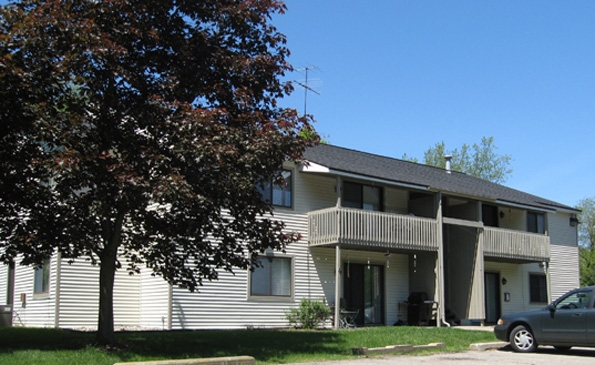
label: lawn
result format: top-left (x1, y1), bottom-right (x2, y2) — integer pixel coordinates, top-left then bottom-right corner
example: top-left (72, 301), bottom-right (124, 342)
top-left (0, 326), bottom-right (498, 365)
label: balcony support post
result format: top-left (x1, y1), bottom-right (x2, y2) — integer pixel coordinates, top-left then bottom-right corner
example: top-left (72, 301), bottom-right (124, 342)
top-left (436, 192), bottom-right (446, 327)
top-left (334, 244), bottom-right (341, 329)
top-left (335, 176), bottom-right (342, 207)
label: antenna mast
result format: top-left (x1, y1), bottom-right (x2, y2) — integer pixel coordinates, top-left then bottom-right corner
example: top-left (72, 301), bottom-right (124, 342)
top-left (295, 66), bottom-right (320, 116)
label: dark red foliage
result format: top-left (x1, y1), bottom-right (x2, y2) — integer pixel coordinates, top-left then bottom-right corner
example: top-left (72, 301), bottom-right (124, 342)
top-left (0, 0), bottom-right (317, 344)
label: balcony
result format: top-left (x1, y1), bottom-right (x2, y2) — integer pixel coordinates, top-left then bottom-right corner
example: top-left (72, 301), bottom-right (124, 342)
top-left (483, 226), bottom-right (550, 262)
top-left (308, 207), bottom-right (440, 251)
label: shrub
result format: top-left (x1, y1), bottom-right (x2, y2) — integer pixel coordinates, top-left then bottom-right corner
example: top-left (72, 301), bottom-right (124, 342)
top-left (286, 298), bottom-right (331, 329)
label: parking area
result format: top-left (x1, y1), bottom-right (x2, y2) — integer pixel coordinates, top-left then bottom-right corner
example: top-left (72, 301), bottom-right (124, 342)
top-left (292, 346), bottom-right (595, 365)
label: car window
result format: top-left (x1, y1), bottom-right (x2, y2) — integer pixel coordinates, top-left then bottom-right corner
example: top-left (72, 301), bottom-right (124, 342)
top-left (555, 291), bottom-right (591, 310)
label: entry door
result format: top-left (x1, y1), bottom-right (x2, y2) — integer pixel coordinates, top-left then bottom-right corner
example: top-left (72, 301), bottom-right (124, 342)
top-left (484, 273), bottom-right (500, 324)
top-left (344, 263), bottom-right (384, 326)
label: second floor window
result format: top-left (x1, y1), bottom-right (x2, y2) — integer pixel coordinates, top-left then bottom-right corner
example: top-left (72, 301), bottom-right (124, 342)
top-left (527, 212), bottom-right (545, 234)
top-left (258, 170), bottom-right (292, 208)
top-left (343, 182), bottom-right (382, 211)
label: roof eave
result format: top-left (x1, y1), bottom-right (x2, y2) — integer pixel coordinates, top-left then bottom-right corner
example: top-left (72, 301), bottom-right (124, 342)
top-left (300, 160), bottom-right (430, 192)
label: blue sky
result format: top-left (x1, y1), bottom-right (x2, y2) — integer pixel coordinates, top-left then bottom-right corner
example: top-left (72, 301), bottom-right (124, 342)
top-left (273, 0), bottom-right (595, 208)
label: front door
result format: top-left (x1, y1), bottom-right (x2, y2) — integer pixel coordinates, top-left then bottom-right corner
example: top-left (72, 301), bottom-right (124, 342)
top-left (484, 272), bottom-right (500, 324)
top-left (344, 263), bottom-right (384, 326)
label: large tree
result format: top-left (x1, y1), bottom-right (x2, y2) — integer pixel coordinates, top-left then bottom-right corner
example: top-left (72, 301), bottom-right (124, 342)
top-left (0, 0), bottom-right (316, 345)
top-left (403, 136), bottom-right (513, 184)
top-left (577, 197), bottom-right (595, 286)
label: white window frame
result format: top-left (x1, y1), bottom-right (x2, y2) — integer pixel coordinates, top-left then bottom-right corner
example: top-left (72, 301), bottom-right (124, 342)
top-left (258, 169), bottom-right (294, 209)
top-left (33, 258), bottom-right (50, 296)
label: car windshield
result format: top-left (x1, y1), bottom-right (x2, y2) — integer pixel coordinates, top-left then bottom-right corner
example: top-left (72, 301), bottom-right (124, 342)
top-left (554, 290), bottom-right (591, 310)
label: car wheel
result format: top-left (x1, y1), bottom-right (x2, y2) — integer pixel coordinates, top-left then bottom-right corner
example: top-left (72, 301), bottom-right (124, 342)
top-left (554, 346), bottom-right (571, 352)
top-left (510, 325), bottom-right (537, 353)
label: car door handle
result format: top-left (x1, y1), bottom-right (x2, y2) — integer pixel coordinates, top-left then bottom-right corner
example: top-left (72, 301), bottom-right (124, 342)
top-left (572, 313), bottom-right (583, 317)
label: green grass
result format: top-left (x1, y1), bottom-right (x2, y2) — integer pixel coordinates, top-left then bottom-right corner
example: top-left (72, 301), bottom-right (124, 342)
top-left (0, 326), bottom-right (498, 365)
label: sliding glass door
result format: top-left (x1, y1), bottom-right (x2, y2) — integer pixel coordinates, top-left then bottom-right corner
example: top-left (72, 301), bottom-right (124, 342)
top-left (344, 263), bottom-right (384, 326)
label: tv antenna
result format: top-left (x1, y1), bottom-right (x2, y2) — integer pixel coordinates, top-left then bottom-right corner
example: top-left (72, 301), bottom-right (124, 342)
top-left (294, 66), bottom-right (320, 116)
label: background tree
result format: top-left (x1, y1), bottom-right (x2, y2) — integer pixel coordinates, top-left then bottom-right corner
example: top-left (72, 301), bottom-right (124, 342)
top-left (577, 197), bottom-right (595, 286)
top-left (403, 136), bottom-right (513, 184)
top-left (0, 0), bottom-right (317, 345)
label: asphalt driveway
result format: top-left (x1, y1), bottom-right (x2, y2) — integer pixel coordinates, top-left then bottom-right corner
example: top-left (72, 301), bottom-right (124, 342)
top-left (291, 346), bottom-right (595, 365)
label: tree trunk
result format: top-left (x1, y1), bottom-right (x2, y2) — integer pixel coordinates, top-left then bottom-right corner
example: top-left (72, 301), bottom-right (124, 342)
top-left (96, 210), bottom-right (125, 346)
top-left (97, 246), bottom-right (118, 345)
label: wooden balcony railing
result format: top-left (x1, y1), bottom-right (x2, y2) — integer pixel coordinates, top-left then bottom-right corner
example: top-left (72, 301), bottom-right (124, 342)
top-left (484, 226), bottom-right (550, 262)
top-left (308, 207), bottom-right (440, 251)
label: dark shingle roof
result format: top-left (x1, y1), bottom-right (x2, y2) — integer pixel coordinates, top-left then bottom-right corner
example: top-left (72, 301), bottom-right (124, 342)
top-left (303, 144), bottom-right (577, 212)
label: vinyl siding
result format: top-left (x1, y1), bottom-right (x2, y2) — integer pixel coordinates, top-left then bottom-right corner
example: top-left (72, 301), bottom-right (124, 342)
top-left (547, 212), bottom-right (580, 298)
top-left (57, 259), bottom-right (99, 328)
top-left (484, 261), bottom-right (549, 316)
top-left (170, 212), bottom-right (319, 329)
top-left (139, 271), bottom-right (170, 330)
top-left (113, 261), bottom-right (141, 328)
top-left (8, 253), bottom-right (144, 329)
top-left (293, 169), bottom-right (336, 213)
top-left (55, 257), bottom-right (143, 329)
top-left (12, 257), bottom-right (57, 327)
top-left (549, 244), bottom-right (579, 298)
top-left (0, 263), bottom-right (7, 305)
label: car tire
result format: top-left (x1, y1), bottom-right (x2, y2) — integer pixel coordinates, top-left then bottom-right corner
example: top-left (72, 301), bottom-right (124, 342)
top-left (554, 346), bottom-right (571, 352)
top-left (510, 325), bottom-right (537, 353)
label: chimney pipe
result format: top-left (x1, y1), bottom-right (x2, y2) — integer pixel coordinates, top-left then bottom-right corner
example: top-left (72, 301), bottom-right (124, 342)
top-left (445, 155), bottom-right (452, 174)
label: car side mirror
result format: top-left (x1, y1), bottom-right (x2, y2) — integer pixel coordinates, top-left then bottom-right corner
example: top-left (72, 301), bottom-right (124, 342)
top-left (547, 304), bottom-right (556, 312)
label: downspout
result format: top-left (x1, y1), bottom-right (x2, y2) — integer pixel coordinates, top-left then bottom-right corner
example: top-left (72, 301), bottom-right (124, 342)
top-left (54, 251), bottom-right (62, 328)
top-left (436, 192), bottom-right (450, 327)
top-left (545, 223), bottom-right (552, 303)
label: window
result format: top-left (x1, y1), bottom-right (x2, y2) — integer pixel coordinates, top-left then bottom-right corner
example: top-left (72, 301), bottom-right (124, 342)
top-left (343, 182), bottom-right (382, 211)
top-left (250, 256), bottom-right (292, 297)
top-left (529, 274), bottom-right (547, 303)
top-left (527, 212), bottom-right (545, 234)
top-left (34, 259), bottom-right (50, 294)
top-left (258, 170), bottom-right (292, 208)
top-left (482, 204), bottom-right (499, 227)
top-left (555, 290), bottom-right (591, 310)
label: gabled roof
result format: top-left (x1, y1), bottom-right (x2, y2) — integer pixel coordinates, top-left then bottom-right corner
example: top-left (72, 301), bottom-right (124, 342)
top-left (302, 144), bottom-right (578, 213)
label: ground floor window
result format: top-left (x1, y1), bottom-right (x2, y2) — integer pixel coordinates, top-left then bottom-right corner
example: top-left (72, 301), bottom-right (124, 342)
top-left (34, 258), bottom-right (50, 294)
top-left (529, 273), bottom-right (547, 303)
top-left (250, 256), bottom-right (292, 297)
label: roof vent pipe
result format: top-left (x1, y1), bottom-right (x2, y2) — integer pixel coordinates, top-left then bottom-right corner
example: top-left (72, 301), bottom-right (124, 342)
top-left (444, 155), bottom-right (452, 174)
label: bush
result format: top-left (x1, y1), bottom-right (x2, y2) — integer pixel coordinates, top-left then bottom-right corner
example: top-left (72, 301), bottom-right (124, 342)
top-left (286, 298), bottom-right (331, 329)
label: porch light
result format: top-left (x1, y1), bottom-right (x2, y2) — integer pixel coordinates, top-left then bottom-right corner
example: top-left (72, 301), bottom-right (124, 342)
top-left (501, 277), bottom-right (507, 285)
top-left (570, 217), bottom-right (580, 227)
